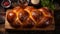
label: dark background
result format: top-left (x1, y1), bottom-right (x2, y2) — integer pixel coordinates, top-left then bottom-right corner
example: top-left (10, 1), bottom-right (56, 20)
top-left (0, 0), bottom-right (60, 34)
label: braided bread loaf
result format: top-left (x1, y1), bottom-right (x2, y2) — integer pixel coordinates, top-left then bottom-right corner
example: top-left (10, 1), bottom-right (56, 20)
top-left (6, 6), bottom-right (53, 28)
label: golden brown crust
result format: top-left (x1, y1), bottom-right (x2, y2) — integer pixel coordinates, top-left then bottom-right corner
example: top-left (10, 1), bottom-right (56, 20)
top-left (6, 6), bottom-right (53, 28)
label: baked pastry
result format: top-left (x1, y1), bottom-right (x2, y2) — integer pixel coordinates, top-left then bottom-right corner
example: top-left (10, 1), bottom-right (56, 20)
top-left (6, 6), bottom-right (53, 28)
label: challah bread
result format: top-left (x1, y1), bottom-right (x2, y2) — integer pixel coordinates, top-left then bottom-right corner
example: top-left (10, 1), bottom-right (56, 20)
top-left (6, 6), bottom-right (53, 28)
